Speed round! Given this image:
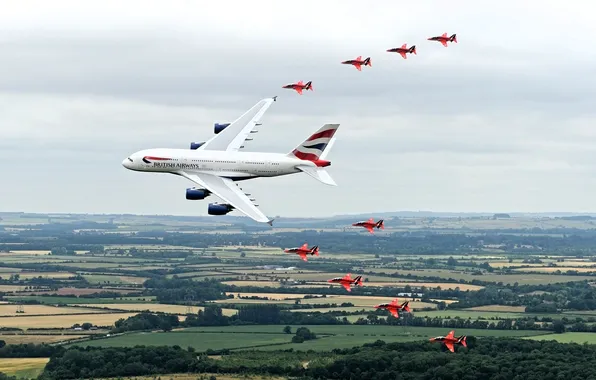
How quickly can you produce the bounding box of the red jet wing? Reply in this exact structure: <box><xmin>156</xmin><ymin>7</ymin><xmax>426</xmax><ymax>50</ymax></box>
<box><xmin>444</xmin><ymin>342</ymin><xmax>455</xmax><ymax>352</ymax></box>
<box><xmin>298</xmin><ymin>252</ymin><xmax>308</xmax><ymax>261</ymax></box>
<box><xmin>446</xmin><ymin>330</ymin><xmax>455</xmax><ymax>340</ymax></box>
<box><xmin>440</xmin><ymin>40</ymin><xmax>448</xmax><ymax>47</ymax></box>
<box><xmin>354</xmin><ymin>64</ymin><xmax>362</xmax><ymax>71</ymax></box>
<box><xmin>342</xmin><ymin>282</ymin><xmax>352</xmax><ymax>292</ymax></box>
<box><xmin>389</xmin><ymin>308</ymin><xmax>399</xmax><ymax>318</ymax></box>
<box><xmin>365</xmin><ymin>226</ymin><xmax>374</xmax><ymax>233</ymax></box>
<box><xmin>399</xmin><ymin>51</ymin><xmax>407</xmax><ymax>59</ymax></box>
<box><xmin>295</xmin><ymin>87</ymin><xmax>303</xmax><ymax>95</ymax></box>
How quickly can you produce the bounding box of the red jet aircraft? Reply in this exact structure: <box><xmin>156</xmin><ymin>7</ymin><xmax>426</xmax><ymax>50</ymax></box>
<box><xmin>284</xmin><ymin>243</ymin><xmax>319</xmax><ymax>261</ymax></box>
<box><xmin>374</xmin><ymin>299</ymin><xmax>410</xmax><ymax>318</ymax></box>
<box><xmin>352</xmin><ymin>218</ymin><xmax>384</xmax><ymax>234</ymax></box>
<box><xmin>282</xmin><ymin>81</ymin><xmax>313</xmax><ymax>95</ymax></box>
<box><xmin>430</xmin><ymin>330</ymin><xmax>467</xmax><ymax>352</ymax></box>
<box><xmin>327</xmin><ymin>273</ymin><xmax>364</xmax><ymax>292</ymax></box>
<box><xmin>427</xmin><ymin>33</ymin><xmax>457</xmax><ymax>47</ymax></box>
<box><xmin>387</xmin><ymin>44</ymin><xmax>416</xmax><ymax>59</ymax></box>
<box><xmin>341</xmin><ymin>56</ymin><xmax>372</xmax><ymax>71</ymax></box>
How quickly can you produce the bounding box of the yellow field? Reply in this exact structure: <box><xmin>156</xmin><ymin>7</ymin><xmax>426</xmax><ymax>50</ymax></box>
<box><xmin>222</xmin><ymin>280</ymin><xmax>283</xmax><ymax>287</ymax></box>
<box><xmin>0</xmin><ymin>305</ymin><xmax>105</xmax><ymax>317</ymax></box>
<box><xmin>0</xmin><ymin>358</ymin><xmax>49</xmax><ymax>377</ymax></box>
<box><xmin>225</xmin><ymin>292</ymin><xmax>310</xmax><ymax>300</ymax></box>
<box><xmin>0</xmin><ymin>250</ymin><xmax>50</xmax><ymax>255</ymax></box>
<box><xmin>77</xmin><ymin>303</ymin><xmax>238</xmax><ymax>316</ymax></box>
<box><xmin>0</xmin><ymin>312</ymin><xmax>139</xmax><ymax>329</ymax></box>
<box><xmin>512</xmin><ymin>267</ymin><xmax>596</xmax><ymax>273</ymax></box>
<box><xmin>466</xmin><ymin>305</ymin><xmax>526</xmax><ymax>312</ymax></box>
<box><xmin>0</xmin><ymin>285</ymin><xmax>28</xmax><ymax>292</ymax></box>
<box><xmin>0</xmin><ymin>334</ymin><xmax>87</xmax><ymax>344</ymax></box>
<box><xmin>363</xmin><ymin>282</ymin><xmax>484</xmax><ymax>291</ymax></box>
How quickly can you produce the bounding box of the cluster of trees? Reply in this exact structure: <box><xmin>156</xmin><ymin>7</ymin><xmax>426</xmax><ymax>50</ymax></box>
<box><xmin>45</xmin><ymin>338</ymin><xmax>596</xmax><ymax>379</ymax></box>
<box><xmin>144</xmin><ymin>277</ymin><xmax>228</xmax><ymax>303</ymax></box>
<box><xmin>113</xmin><ymin>313</ymin><xmax>180</xmax><ymax>333</ymax></box>
<box><xmin>291</xmin><ymin>327</ymin><xmax>317</xmax><ymax>343</ymax></box>
<box><xmin>448</xmin><ymin>281</ymin><xmax>596</xmax><ymax>311</ymax></box>
<box><xmin>40</xmin><ymin>346</ymin><xmax>197</xmax><ymax>379</ymax></box>
<box><xmin>9</xmin><ymin>225</ymin><xmax>596</xmax><ymax>254</ymax></box>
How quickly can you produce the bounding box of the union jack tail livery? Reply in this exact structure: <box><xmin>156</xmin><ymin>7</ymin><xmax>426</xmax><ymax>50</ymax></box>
<box><xmin>286</xmin><ymin>124</ymin><xmax>339</xmax><ymax>186</ymax></box>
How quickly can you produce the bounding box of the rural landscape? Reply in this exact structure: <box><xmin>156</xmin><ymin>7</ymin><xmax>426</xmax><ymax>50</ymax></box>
<box><xmin>2</xmin><ymin>211</ymin><xmax>596</xmax><ymax>379</ymax></box>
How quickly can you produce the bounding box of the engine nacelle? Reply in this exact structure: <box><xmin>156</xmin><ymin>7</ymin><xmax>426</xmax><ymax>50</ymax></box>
<box><xmin>186</xmin><ymin>188</ymin><xmax>210</xmax><ymax>200</ymax></box>
<box><xmin>208</xmin><ymin>203</ymin><xmax>234</xmax><ymax>215</ymax></box>
<box><xmin>190</xmin><ymin>141</ymin><xmax>205</xmax><ymax>150</ymax></box>
<box><xmin>214</xmin><ymin>123</ymin><xmax>231</xmax><ymax>134</ymax></box>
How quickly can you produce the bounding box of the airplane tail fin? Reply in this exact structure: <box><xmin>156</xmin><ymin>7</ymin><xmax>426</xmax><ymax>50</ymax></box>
<box><xmin>354</xmin><ymin>276</ymin><xmax>363</xmax><ymax>286</ymax></box>
<box><xmin>401</xmin><ymin>301</ymin><xmax>411</xmax><ymax>312</ymax></box>
<box><xmin>450</xmin><ymin>34</ymin><xmax>457</xmax><ymax>43</ymax></box>
<box><xmin>305</xmin><ymin>81</ymin><xmax>313</xmax><ymax>91</ymax></box>
<box><xmin>459</xmin><ymin>336</ymin><xmax>467</xmax><ymax>347</ymax></box>
<box><xmin>376</xmin><ymin>220</ymin><xmax>385</xmax><ymax>230</ymax></box>
<box><xmin>288</xmin><ymin>124</ymin><xmax>339</xmax><ymax>162</ymax></box>
<box><xmin>289</xmin><ymin>124</ymin><xmax>339</xmax><ymax>186</ymax></box>
<box><xmin>410</xmin><ymin>45</ymin><xmax>417</xmax><ymax>55</ymax></box>
<box><xmin>311</xmin><ymin>246</ymin><xmax>320</xmax><ymax>256</ymax></box>
<box><xmin>363</xmin><ymin>57</ymin><xmax>371</xmax><ymax>67</ymax></box>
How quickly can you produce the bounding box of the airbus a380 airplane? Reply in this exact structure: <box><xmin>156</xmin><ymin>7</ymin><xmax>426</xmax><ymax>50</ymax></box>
<box><xmin>122</xmin><ymin>97</ymin><xmax>339</xmax><ymax>225</ymax></box>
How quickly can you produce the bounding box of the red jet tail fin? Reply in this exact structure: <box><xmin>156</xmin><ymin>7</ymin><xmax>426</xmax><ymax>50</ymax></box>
<box><xmin>377</xmin><ymin>220</ymin><xmax>384</xmax><ymax>230</ymax></box>
<box><xmin>410</xmin><ymin>45</ymin><xmax>417</xmax><ymax>55</ymax></box>
<box><xmin>450</xmin><ymin>34</ymin><xmax>457</xmax><ymax>43</ymax></box>
<box><xmin>354</xmin><ymin>276</ymin><xmax>363</xmax><ymax>286</ymax></box>
<box><xmin>305</xmin><ymin>81</ymin><xmax>313</xmax><ymax>91</ymax></box>
<box><xmin>311</xmin><ymin>246</ymin><xmax>320</xmax><ymax>256</ymax></box>
<box><xmin>459</xmin><ymin>336</ymin><xmax>467</xmax><ymax>347</ymax></box>
<box><xmin>401</xmin><ymin>301</ymin><xmax>410</xmax><ymax>312</ymax></box>
<box><xmin>363</xmin><ymin>57</ymin><xmax>371</xmax><ymax>67</ymax></box>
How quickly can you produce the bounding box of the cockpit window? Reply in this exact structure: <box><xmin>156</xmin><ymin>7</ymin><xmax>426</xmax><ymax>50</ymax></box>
<box><xmin>127</xmin><ymin>157</ymin><xmax>133</xmax><ymax>162</ymax></box>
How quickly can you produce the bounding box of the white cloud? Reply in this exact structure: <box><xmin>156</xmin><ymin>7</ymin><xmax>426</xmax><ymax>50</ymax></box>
<box><xmin>1</xmin><ymin>0</ymin><xmax>596</xmax><ymax>217</ymax></box>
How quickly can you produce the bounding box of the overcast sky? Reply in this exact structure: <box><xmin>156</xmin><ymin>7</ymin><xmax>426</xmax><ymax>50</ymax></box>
<box><xmin>1</xmin><ymin>0</ymin><xmax>596</xmax><ymax>218</ymax></box>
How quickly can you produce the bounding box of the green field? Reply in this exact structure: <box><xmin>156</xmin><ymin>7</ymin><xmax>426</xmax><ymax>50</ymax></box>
<box><xmin>5</xmin><ymin>296</ymin><xmax>156</xmax><ymax>305</ymax></box>
<box><xmin>525</xmin><ymin>332</ymin><xmax>596</xmax><ymax>344</ymax></box>
<box><xmin>370</xmin><ymin>268</ymin><xmax>595</xmax><ymax>284</ymax></box>
<box><xmin>75</xmin><ymin>325</ymin><xmax>549</xmax><ymax>352</ymax></box>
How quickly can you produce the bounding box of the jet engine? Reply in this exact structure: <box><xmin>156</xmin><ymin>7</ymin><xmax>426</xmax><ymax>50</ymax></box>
<box><xmin>214</xmin><ymin>123</ymin><xmax>231</xmax><ymax>134</ymax></box>
<box><xmin>186</xmin><ymin>188</ymin><xmax>210</xmax><ymax>200</ymax></box>
<box><xmin>208</xmin><ymin>203</ymin><xmax>234</xmax><ymax>215</ymax></box>
<box><xmin>190</xmin><ymin>142</ymin><xmax>205</xmax><ymax>150</ymax></box>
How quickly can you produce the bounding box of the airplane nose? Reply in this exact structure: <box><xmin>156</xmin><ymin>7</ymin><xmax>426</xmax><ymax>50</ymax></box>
<box><xmin>122</xmin><ymin>158</ymin><xmax>130</xmax><ymax>169</ymax></box>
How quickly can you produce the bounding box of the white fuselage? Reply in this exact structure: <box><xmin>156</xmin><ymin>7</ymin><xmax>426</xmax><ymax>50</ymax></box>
<box><xmin>122</xmin><ymin>148</ymin><xmax>315</xmax><ymax>180</ymax></box>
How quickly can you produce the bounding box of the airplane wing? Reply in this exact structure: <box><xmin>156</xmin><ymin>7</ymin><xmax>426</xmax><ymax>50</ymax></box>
<box><xmin>299</xmin><ymin>253</ymin><xmax>308</xmax><ymax>261</ymax></box>
<box><xmin>389</xmin><ymin>309</ymin><xmax>399</xmax><ymax>318</ymax></box>
<box><xmin>446</xmin><ymin>330</ymin><xmax>455</xmax><ymax>339</ymax></box>
<box><xmin>355</xmin><ymin>64</ymin><xmax>362</xmax><ymax>71</ymax></box>
<box><xmin>366</xmin><ymin>226</ymin><xmax>374</xmax><ymax>234</ymax></box>
<box><xmin>198</xmin><ymin>98</ymin><xmax>275</xmax><ymax>152</ymax></box>
<box><xmin>441</xmin><ymin>40</ymin><xmax>448</xmax><ymax>47</ymax></box>
<box><xmin>444</xmin><ymin>343</ymin><xmax>455</xmax><ymax>353</ymax></box>
<box><xmin>177</xmin><ymin>171</ymin><xmax>272</xmax><ymax>224</ymax></box>
<box><xmin>296</xmin><ymin>88</ymin><xmax>303</xmax><ymax>95</ymax></box>
<box><xmin>342</xmin><ymin>283</ymin><xmax>352</xmax><ymax>292</ymax></box>
<box><xmin>400</xmin><ymin>52</ymin><xmax>407</xmax><ymax>59</ymax></box>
